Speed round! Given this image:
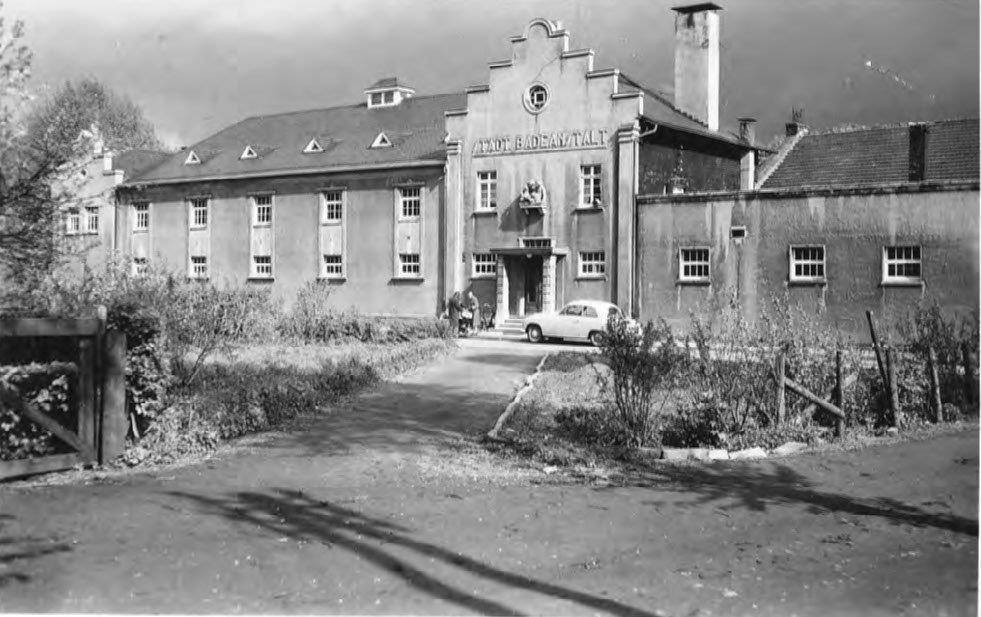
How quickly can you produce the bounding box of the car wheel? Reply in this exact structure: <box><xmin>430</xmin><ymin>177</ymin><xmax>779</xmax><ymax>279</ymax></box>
<box><xmin>526</xmin><ymin>324</ymin><xmax>544</xmax><ymax>343</ymax></box>
<box><xmin>588</xmin><ymin>330</ymin><xmax>606</xmax><ymax>347</ymax></box>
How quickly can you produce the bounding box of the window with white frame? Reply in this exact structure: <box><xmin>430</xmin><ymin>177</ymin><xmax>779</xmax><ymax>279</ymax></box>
<box><xmin>84</xmin><ymin>206</ymin><xmax>99</xmax><ymax>233</ymax></box>
<box><xmin>189</xmin><ymin>198</ymin><xmax>208</xmax><ymax>228</ymax></box>
<box><xmin>883</xmin><ymin>245</ymin><xmax>922</xmax><ymax>283</ymax></box>
<box><xmin>321</xmin><ymin>190</ymin><xmax>343</xmax><ymax>222</ymax></box>
<box><xmin>472</xmin><ymin>253</ymin><xmax>496</xmax><ymax>278</ymax></box>
<box><xmin>580</xmin><ymin>164</ymin><xmax>602</xmax><ymax>207</ymax></box>
<box><xmin>476</xmin><ymin>171</ymin><xmax>497</xmax><ymax>210</ymax></box>
<box><xmin>370</xmin><ymin>92</ymin><xmax>383</xmax><ymax>106</ymax></box>
<box><xmin>252</xmin><ymin>194</ymin><xmax>272</xmax><ymax>226</ymax></box>
<box><xmin>322</xmin><ymin>254</ymin><xmax>344</xmax><ymax>277</ymax></box>
<box><xmin>132</xmin><ymin>257</ymin><xmax>148</xmax><ymax>276</ymax></box>
<box><xmin>579</xmin><ymin>250</ymin><xmax>606</xmax><ymax>277</ymax></box>
<box><xmin>399</xmin><ymin>253</ymin><xmax>421</xmax><ymax>277</ymax></box>
<box><xmin>252</xmin><ymin>255</ymin><xmax>272</xmax><ymax>278</ymax></box>
<box><xmin>190</xmin><ymin>256</ymin><xmax>208</xmax><ymax>279</ymax></box>
<box><xmin>679</xmin><ymin>247</ymin><xmax>710</xmax><ymax>282</ymax></box>
<box><xmin>399</xmin><ymin>187</ymin><xmax>421</xmax><ymax>219</ymax></box>
<box><xmin>133</xmin><ymin>203</ymin><xmax>149</xmax><ymax>231</ymax></box>
<box><xmin>66</xmin><ymin>209</ymin><xmax>80</xmax><ymax>234</ymax></box>
<box><xmin>790</xmin><ymin>245</ymin><xmax>825</xmax><ymax>282</ymax></box>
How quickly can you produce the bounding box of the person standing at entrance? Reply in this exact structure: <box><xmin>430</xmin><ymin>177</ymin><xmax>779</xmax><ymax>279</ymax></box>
<box><xmin>448</xmin><ymin>292</ymin><xmax>463</xmax><ymax>337</ymax></box>
<box><xmin>467</xmin><ymin>291</ymin><xmax>481</xmax><ymax>331</ymax></box>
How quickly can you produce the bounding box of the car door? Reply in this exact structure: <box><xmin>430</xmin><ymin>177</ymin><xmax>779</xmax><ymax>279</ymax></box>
<box><xmin>578</xmin><ymin>305</ymin><xmax>601</xmax><ymax>339</ymax></box>
<box><xmin>552</xmin><ymin>303</ymin><xmax>583</xmax><ymax>338</ymax></box>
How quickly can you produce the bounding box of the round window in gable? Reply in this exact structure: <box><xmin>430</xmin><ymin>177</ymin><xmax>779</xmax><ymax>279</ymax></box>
<box><xmin>523</xmin><ymin>83</ymin><xmax>549</xmax><ymax>114</ymax></box>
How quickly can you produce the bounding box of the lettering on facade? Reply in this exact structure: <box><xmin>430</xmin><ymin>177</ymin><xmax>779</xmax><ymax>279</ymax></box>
<box><xmin>472</xmin><ymin>128</ymin><xmax>609</xmax><ymax>156</ymax></box>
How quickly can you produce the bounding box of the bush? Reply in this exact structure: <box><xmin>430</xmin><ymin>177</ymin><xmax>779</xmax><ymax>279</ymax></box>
<box><xmin>596</xmin><ymin>315</ymin><xmax>685</xmax><ymax>448</ymax></box>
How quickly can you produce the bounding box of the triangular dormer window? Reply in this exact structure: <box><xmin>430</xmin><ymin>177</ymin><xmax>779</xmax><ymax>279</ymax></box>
<box><xmin>240</xmin><ymin>145</ymin><xmax>258</xmax><ymax>160</ymax></box>
<box><xmin>184</xmin><ymin>150</ymin><xmax>201</xmax><ymax>165</ymax></box>
<box><xmin>370</xmin><ymin>132</ymin><xmax>392</xmax><ymax>148</ymax></box>
<box><xmin>303</xmin><ymin>138</ymin><xmax>324</xmax><ymax>154</ymax></box>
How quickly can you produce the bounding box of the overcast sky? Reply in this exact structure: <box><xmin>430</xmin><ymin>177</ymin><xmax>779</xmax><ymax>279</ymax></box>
<box><xmin>7</xmin><ymin>0</ymin><xmax>978</xmax><ymax>149</ymax></box>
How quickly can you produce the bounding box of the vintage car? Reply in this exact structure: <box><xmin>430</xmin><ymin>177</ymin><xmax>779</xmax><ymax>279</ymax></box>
<box><xmin>522</xmin><ymin>300</ymin><xmax>625</xmax><ymax>345</ymax></box>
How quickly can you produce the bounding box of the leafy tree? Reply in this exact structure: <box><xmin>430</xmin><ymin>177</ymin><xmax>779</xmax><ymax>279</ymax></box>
<box><xmin>26</xmin><ymin>77</ymin><xmax>162</xmax><ymax>160</ymax></box>
<box><xmin>0</xmin><ymin>11</ymin><xmax>99</xmax><ymax>292</ymax></box>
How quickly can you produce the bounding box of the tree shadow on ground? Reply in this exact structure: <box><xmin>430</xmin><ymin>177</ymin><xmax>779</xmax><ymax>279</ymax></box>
<box><xmin>0</xmin><ymin>513</ymin><xmax>72</xmax><ymax>588</ymax></box>
<box><xmin>170</xmin><ymin>487</ymin><xmax>660</xmax><ymax>617</ymax></box>
<box><xmin>609</xmin><ymin>461</ymin><xmax>978</xmax><ymax>537</ymax></box>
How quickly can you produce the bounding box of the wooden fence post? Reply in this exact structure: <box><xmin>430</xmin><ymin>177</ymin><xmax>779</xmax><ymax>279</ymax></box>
<box><xmin>100</xmin><ymin>329</ymin><xmax>127</xmax><ymax>463</ymax></box>
<box><xmin>866</xmin><ymin>310</ymin><xmax>888</xmax><ymax>387</ymax></box>
<box><xmin>928</xmin><ymin>346</ymin><xmax>943</xmax><ymax>423</ymax></box>
<box><xmin>886</xmin><ymin>348</ymin><xmax>901</xmax><ymax>428</ymax></box>
<box><xmin>76</xmin><ymin>338</ymin><xmax>97</xmax><ymax>464</ymax></box>
<box><xmin>834</xmin><ymin>349</ymin><xmax>844</xmax><ymax>437</ymax></box>
<box><xmin>775</xmin><ymin>352</ymin><xmax>786</xmax><ymax>426</ymax></box>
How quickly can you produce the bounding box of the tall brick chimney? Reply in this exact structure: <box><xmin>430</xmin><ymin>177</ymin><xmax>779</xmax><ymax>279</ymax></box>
<box><xmin>672</xmin><ymin>3</ymin><xmax>722</xmax><ymax>132</ymax></box>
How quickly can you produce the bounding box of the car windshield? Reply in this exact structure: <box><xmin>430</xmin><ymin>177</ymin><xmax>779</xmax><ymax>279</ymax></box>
<box><xmin>560</xmin><ymin>304</ymin><xmax>583</xmax><ymax>316</ymax></box>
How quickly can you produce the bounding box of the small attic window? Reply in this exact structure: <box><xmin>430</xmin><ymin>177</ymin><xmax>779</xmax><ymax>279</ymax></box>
<box><xmin>370</xmin><ymin>132</ymin><xmax>392</xmax><ymax>149</ymax></box>
<box><xmin>303</xmin><ymin>138</ymin><xmax>324</xmax><ymax>154</ymax></box>
<box><xmin>240</xmin><ymin>145</ymin><xmax>258</xmax><ymax>160</ymax></box>
<box><xmin>184</xmin><ymin>150</ymin><xmax>201</xmax><ymax>165</ymax></box>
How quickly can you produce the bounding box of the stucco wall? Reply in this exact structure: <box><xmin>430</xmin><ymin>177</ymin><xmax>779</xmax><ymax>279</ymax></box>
<box><xmin>118</xmin><ymin>167</ymin><xmax>445</xmax><ymax>315</ymax></box>
<box><xmin>637</xmin><ymin>186</ymin><xmax>980</xmax><ymax>337</ymax></box>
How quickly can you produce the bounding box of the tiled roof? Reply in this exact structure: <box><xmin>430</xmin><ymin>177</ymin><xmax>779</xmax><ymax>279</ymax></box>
<box><xmin>762</xmin><ymin>118</ymin><xmax>980</xmax><ymax>189</ymax></box>
<box><xmin>113</xmin><ymin>149</ymin><xmax>170</xmax><ymax>177</ymax></box>
<box><xmin>366</xmin><ymin>76</ymin><xmax>410</xmax><ymax>91</ymax></box>
<box><xmin>128</xmin><ymin>93</ymin><xmax>465</xmax><ymax>185</ymax></box>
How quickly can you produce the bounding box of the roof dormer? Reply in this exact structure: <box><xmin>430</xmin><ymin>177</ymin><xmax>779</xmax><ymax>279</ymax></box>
<box><xmin>365</xmin><ymin>77</ymin><xmax>415</xmax><ymax>109</ymax></box>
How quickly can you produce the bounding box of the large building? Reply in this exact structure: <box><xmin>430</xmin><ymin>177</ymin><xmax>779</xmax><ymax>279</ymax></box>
<box><xmin>97</xmin><ymin>2</ymin><xmax>977</xmax><ymax>335</ymax></box>
<box><xmin>116</xmin><ymin>4</ymin><xmax>756</xmax><ymax>319</ymax></box>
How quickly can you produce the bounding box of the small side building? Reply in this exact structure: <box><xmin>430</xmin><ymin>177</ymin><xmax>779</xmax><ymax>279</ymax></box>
<box><xmin>635</xmin><ymin>118</ymin><xmax>980</xmax><ymax>337</ymax></box>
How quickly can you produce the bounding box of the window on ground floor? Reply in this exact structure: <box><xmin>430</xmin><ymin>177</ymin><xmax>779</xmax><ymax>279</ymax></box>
<box><xmin>322</xmin><ymin>254</ymin><xmax>344</xmax><ymax>277</ymax></box>
<box><xmin>679</xmin><ymin>247</ymin><xmax>710</xmax><ymax>282</ymax></box>
<box><xmin>65</xmin><ymin>209</ymin><xmax>80</xmax><ymax>234</ymax></box>
<box><xmin>399</xmin><ymin>253</ymin><xmax>421</xmax><ymax>277</ymax></box>
<box><xmin>190</xmin><ymin>255</ymin><xmax>208</xmax><ymax>279</ymax></box>
<box><xmin>883</xmin><ymin>245</ymin><xmax>922</xmax><ymax>284</ymax></box>
<box><xmin>789</xmin><ymin>245</ymin><xmax>826</xmax><ymax>283</ymax></box>
<box><xmin>252</xmin><ymin>255</ymin><xmax>273</xmax><ymax>278</ymax></box>
<box><xmin>578</xmin><ymin>250</ymin><xmax>606</xmax><ymax>278</ymax></box>
<box><xmin>472</xmin><ymin>253</ymin><xmax>496</xmax><ymax>278</ymax></box>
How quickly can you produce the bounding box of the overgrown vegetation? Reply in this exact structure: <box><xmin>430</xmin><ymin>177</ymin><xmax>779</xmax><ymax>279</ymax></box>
<box><xmin>498</xmin><ymin>296</ymin><xmax>978</xmax><ymax>466</ymax></box>
<box><xmin>1</xmin><ymin>260</ymin><xmax>453</xmax><ymax>467</ymax></box>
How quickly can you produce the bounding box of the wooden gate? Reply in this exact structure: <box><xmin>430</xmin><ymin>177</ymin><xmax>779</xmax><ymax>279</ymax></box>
<box><xmin>0</xmin><ymin>317</ymin><xmax>126</xmax><ymax>481</ymax></box>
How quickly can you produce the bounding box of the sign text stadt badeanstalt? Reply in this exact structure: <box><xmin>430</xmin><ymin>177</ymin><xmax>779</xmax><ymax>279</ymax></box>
<box><xmin>472</xmin><ymin>128</ymin><xmax>609</xmax><ymax>156</ymax></box>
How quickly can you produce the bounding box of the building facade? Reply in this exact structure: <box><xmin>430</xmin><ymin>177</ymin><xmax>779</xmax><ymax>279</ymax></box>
<box><xmin>116</xmin><ymin>4</ymin><xmax>754</xmax><ymax>318</ymax></box>
<box><xmin>102</xmin><ymin>3</ymin><xmax>977</xmax><ymax>332</ymax></box>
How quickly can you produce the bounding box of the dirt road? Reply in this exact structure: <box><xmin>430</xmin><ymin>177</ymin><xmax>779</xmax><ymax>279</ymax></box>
<box><xmin>1</xmin><ymin>339</ymin><xmax>977</xmax><ymax>616</ymax></box>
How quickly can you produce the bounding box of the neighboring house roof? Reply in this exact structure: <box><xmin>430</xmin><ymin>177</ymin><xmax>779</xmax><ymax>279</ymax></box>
<box><xmin>113</xmin><ymin>149</ymin><xmax>171</xmax><ymax>177</ymax></box>
<box><xmin>365</xmin><ymin>76</ymin><xmax>411</xmax><ymax>91</ymax></box>
<box><xmin>761</xmin><ymin>118</ymin><xmax>980</xmax><ymax>189</ymax></box>
<box><xmin>126</xmin><ymin>93</ymin><xmax>466</xmax><ymax>185</ymax></box>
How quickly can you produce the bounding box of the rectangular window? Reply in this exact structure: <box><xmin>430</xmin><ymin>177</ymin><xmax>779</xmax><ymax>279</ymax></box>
<box><xmin>399</xmin><ymin>187</ymin><xmax>421</xmax><ymax>219</ymax></box>
<box><xmin>252</xmin><ymin>255</ymin><xmax>272</xmax><ymax>278</ymax></box>
<box><xmin>579</xmin><ymin>250</ymin><xmax>606</xmax><ymax>277</ymax></box>
<box><xmin>370</xmin><ymin>92</ymin><xmax>382</xmax><ymax>106</ymax></box>
<box><xmin>85</xmin><ymin>206</ymin><xmax>99</xmax><ymax>233</ymax></box>
<box><xmin>399</xmin><ymin>253</ymin><xmax>421</xmax><ymax>277</ymax></box>
<box><xmin>253</xmin><ymin>194</ymin><xmax>272</xmax><ymax>226</ymax></box>
<box><xmin>322</xmin><ymin>254</ymin><xmax>344</xmax><ymax>277</ymax></box>
<box><xmin>66</xmin><ymin>209</ymin><xmax>80</xmax><ymax>234</ymax></box>
<box><xmin>383</xmin><ymin>91</ymin><xmax>394</xmax><ymax>104</ymax></box>
<box><xmin>132</xmin><ymin>257</ymin><xmax>148</xmax><ymax>276</ymax></box>
<box><xmin>472</xmin><ymin>253</ymin><xmax>497</xmax><ymax>278</ymax></box>
<box><xmin>190</xmin><ymin>256</ymin><xmax>208</xmax><ymax>279</ymax></box>
<box><xmin>321</xmin><ymin>190</ymin><xmax>343</xmax><ymax>222</ymax></box>
<box><xmin>477</xmin><ymin>171</ymin><xmax>497</xmax><ymax>210</ymax></box>
<box><xmin>790</xmin><ymin>245</ymin><xmax>826</xmax><ymax>282</ymax></box>
<box><xmin>883</xmin><ymin>245</ymin><xmax>922</xmax><ymax>283</ymax></box>
<box><xmin>679</xmin><ymin>247</ymin><xmax>710</xmax><ymax>282</ymax></box>
<box><xmin>190</xmin><ymin>198</ymin><xmax>208</xmax><ymax>228</ymax></box>
<box><xmin>133</xmin><ymin>203</ymin><xmax>149</xmax><ymax>231</ymax></box>
<box><xmin>580</xmin><ymin>164</ymin><xmax>602</xmax><ymax>207</ymax></box>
